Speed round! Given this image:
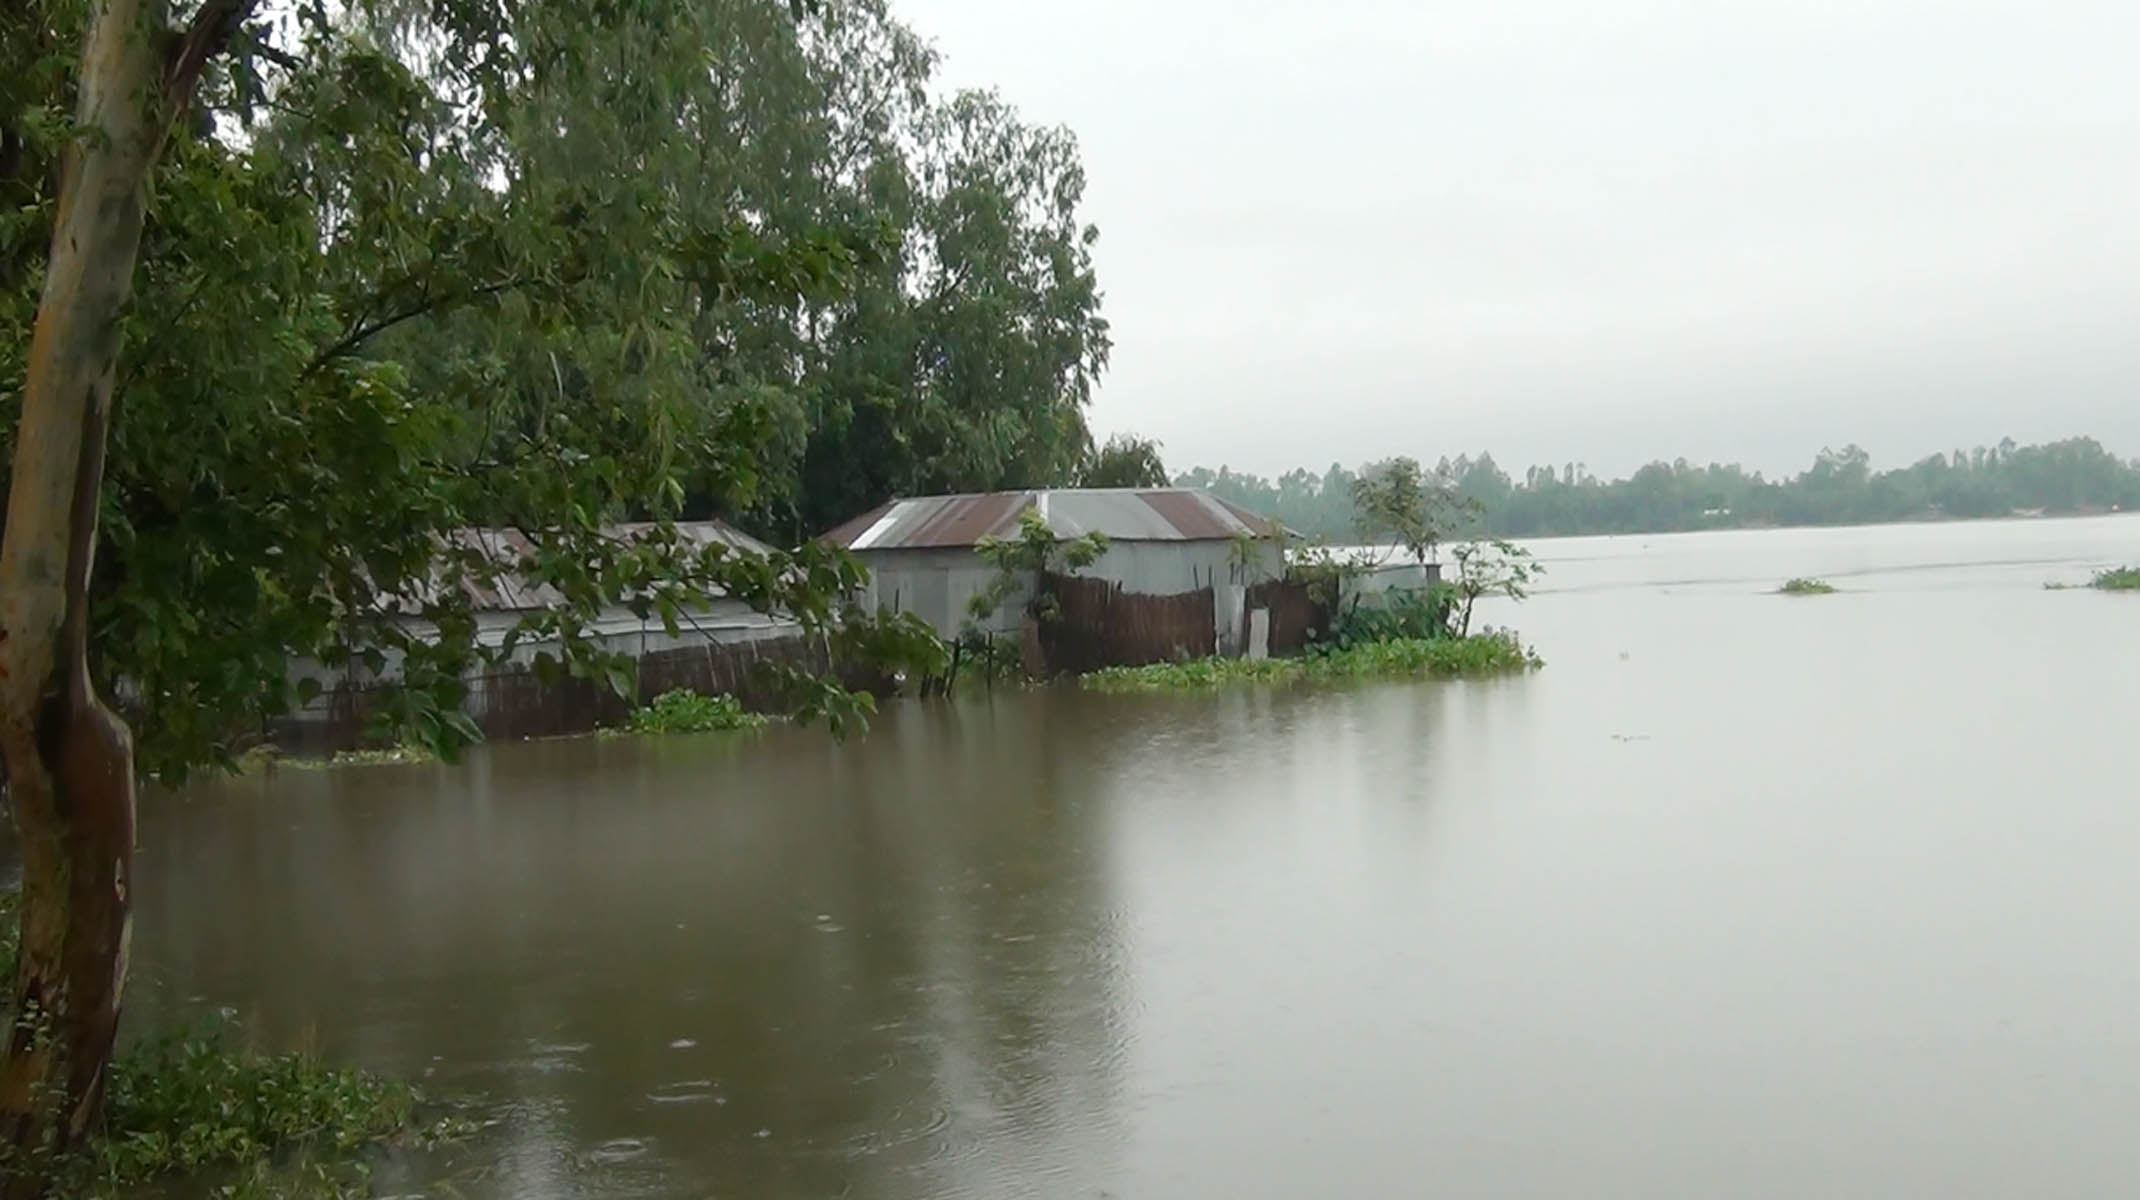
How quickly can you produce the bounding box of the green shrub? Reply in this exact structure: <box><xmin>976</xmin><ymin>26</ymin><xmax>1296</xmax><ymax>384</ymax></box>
<box><xmin>2090</xmin><ymin>566</ymin><xmax>2140</xmax><ymax>591</ymax></box>
<box><xmin>0</xmin><ymin>1020</ymin><xmax>459</xmax><ymax>1196</ymax></box>
<box><xmin>1778</xmin><ymin>578</ymin><xmax>1837</xmax><ymax>595</ymax></box>
<box><xmin>1319</xmin><ymin>585</ymin><xmax>1455</xmax><ymax>651</ymax></box>
<box><xmin>1081</xmin><ymin>630</ymin><xmax>1542</xmax><ymax>694</ymax></box>
<box><xmin>83</xmin><ymin>1034</ymin><xmax>419</xmax><ymax>1187</ymax></box>
<box><xmin>624</xmin><ymin>688</ymin><xmax>768</xmax><ymax>734</ymax></box>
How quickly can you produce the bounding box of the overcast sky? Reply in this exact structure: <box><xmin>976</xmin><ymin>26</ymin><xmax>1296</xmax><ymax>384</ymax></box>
<box><xmin>894</xmin><ymin>0</ymin><xmax>2140</xmax><ymax>479</ymax></box>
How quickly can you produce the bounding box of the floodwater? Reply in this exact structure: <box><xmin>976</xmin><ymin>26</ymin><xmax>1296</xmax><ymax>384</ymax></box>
<box><xmin>134</xmin><ymin>515</ymin><xmax>2140</xmax><ymax>1198</ymax></box>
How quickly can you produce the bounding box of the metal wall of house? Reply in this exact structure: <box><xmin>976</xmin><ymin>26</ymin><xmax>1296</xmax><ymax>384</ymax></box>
<box><xmin>861</xmin><ymin>546</ymin><xmax>1028</xmax><ymax>638</ymax></box>
<box><xmin>282</xmin><ymin>599</ymin><xmax>798</xmax><ymax>730</ymax></box>
<box><xmin>857</xmin><ymin>539</ymin><xmax>1287</xmax><ymax>644</ymax></box>
<box><xmin>1346</xmin><ymin>561</ymin><xmax>1444</xmax><ymax>604</ymax></box>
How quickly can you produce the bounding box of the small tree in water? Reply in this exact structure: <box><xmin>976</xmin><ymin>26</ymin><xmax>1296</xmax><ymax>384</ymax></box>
<box><xmin>951</xmin><ymin>509</ymin><xmax>1108</xmax><ymax>686</ymax></box>
<box><xmin>1351</xmin><ymin>457</ymin><xmax>1469</xmax><ymax>567</ymax></box>
<box><xmin>966</xmin><ymin>508</ymin><xmax>1109</xmax><ymax>626</ymax></box>
<box><xmin>1448</xmin><ymin>539</ymin><xmax>1543</xmax><ymax>636</ymax></box>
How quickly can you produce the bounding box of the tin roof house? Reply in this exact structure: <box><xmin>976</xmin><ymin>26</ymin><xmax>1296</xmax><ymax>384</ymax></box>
<box><xmin>823</xmin><ymin>488</ymin><xmax>1284</xmax><ymax>652</ymax></box>
<box><xmin>283</xmin><ymin>519</ymin><xmax>804</xmax><ymax>746</ymax></box>
<box><xmin>425</xmin><ymin>520</ymin><xmax>798</xmax><ymax>659</ymax></box>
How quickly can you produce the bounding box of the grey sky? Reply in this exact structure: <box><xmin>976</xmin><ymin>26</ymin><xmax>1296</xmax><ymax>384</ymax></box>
<box><xmin>895</xmin><ymin>0</ymin><xmax>2140</xmax><ymax>479</ymax></box>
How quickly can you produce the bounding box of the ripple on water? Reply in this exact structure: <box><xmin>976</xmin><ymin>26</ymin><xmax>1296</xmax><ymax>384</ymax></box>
<box><xmin>505</xmin><ymin>1039</ymin><xmax>593</xmax><ymax>1076</ymax></box>
<box><xmin>646</xmin><ymin>1079</ymin><xmax>722</xmax><ymax>1106</ymax></box>
<box><xmin>586</xmin><ymin>1137</ymin><xmax>650</xmax><ymax>1165</ymax></box>
<box><xmin>840</xmin><ymin>1101</ymin><xmax>953</xmax><ymax>1159</ymax></box>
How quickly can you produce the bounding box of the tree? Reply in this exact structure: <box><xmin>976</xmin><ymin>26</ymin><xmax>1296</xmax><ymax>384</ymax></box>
<box><xmin>1447</xmin><ymin>539</ymin><xmax>1542</xmax><ymax>636</ymax></box>
<box><xmin>1351</xmin><ymin>457</ymin><xmax>1463</xmax><ymax>566</ymax></box>
<box><xmin>1177</xmin><ymin>435</ymin><xmax>2140</xmax><ymax>540</ymax></box>
<box><xmin>1</xmin><ymin>0</ymin><xmax>253</xmax><ymax>1170</ymax></box>
<box><xmin>1078</xmin><ymin>433</ymin><xmax>1167</xmax><ymax>489</ymax></box>
<box><xmin>0</xmin><ymin>0</ymin><xmax>951</xmax><ymax>1176</ymax></box>
<box><xmin>782</xmin><ymin>85</ymin><xmax>1109</xmax><ymax>535</ymax></box>
<box><xmin>1176</xmin><ymin>462</ymin><xmax>1359</xmax><ymax>543</ymax></box>
<box><xmin>966</xmin><ymin>507</ymin><xmax>1109</xmax><ymax>627</ymax></box>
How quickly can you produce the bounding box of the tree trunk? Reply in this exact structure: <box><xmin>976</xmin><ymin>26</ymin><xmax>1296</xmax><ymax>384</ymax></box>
<box><xmin>0</xmin><ymin>0</ymin><xmax>166</xmax><ymax>1184</ymax></box>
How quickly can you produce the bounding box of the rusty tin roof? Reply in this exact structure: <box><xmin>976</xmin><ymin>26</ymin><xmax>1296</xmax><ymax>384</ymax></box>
<box><xmin>822</xmin><ymin>489</ymin><xmax>1275</xmax><ymax>551</ymax></box>
<box><xmin>435</xmin><ymin>520</ymin><xmax>775</xmax><ymax>612</ymax></box>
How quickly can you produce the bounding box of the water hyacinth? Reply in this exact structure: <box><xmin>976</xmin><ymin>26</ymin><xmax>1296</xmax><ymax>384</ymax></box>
<box><xmin>1080</xmin><ymin>630</ymin><xmax>1542</xmax><ymax>694</ymax></box>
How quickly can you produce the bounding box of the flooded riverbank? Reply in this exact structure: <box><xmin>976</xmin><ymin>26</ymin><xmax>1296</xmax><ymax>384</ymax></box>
<box><xmin>132</xmin><ymin>515</ymin><xmax>2140</xmax><ymax>1198</ymax></box>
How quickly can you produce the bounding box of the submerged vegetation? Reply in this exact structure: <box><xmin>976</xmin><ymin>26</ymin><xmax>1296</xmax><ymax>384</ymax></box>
<box><xmin>1082</xmin><ymin>630</ymin><xmax>1543</xmax><ymax>694</ymax></box>
<box><xmin>623</xmin><ymin>690</ymin><xmax>769</xmax><ymax>735</ymax></box>
<box><xmin>240</xmin><ymin>744</ymin><xmax>440</xmax><ymax>771</ymax></box>
<box><xmin>316</xmin><ymin>745</ymin><xmax>439</xmax><ymax>768</ymax></box>
<box><xmin>70</xmin><ymin>1035</ymin><xmax>450</xmax><ymax>1198</ymax></box>
<box><xmin>1778</xmin><ymin>578</ymin><xmax>1838</xmax><ymax>595</ymax></box>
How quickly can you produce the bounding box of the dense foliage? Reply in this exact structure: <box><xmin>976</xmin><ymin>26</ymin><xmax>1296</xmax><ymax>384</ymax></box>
<box><xmin>1180</xmin><ymin>437</ymin><xmax>2140</xmax><ymax>541</ymax></box>
<box><xmin>1</xmin><ymin>0</ymin><xmax>1100</xmax><ymax>780</ymax></box>
<box><xmin>2090</xmin><ymin>567</ymin><xmax>2140</xmax><ymax>592</ymax></box>
<box><xmin>1077</xmin><ymin>433</ymin><xmax>1169</xmax><ymax>489</ymax></box>
<box><xmin>1778</xmin><ymin>578</ymin><xmax>1838</xmax><ymax>595</ymax></box>
<box><xmin>1319</xmin><ymin>587</ymin><xmax>1452</xmax><ymax>650</ymax></box>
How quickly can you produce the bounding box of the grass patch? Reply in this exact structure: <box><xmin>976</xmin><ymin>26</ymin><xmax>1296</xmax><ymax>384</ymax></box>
<box><xmin>1777</xmin><ymin>578</ymin><xmax>1838</xmax><ymax>595</ymax></box>
<box><xmin>622</xmin><ymin>688</ymin><xmax>768</xmax><ymax>735</ymax></box>
<box><xmin>1081</xmin><ymin>630</ymin><xmax>1543</xmax><ymax>694</ymax></box>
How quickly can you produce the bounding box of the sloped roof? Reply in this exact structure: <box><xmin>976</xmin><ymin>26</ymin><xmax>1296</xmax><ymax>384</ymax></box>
<box><xmin>822</xmin><ymin>488</ymin><xmax>1275</xmax><ymax>551</ymax></box>
<box><xmin>435</xmin><ymin>520</ymin><xmax>775</xmax><ymax>612</ymax></box>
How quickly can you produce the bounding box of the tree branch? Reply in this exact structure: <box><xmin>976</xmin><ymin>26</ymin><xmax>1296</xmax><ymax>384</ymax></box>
<box><xmin>230</xmin><ymin>24</ymin><xmax>303</xmax><ymax>73</ymax></box>
<box><xmin>298</xmin><ymin>276</ymin><xmax>542</xmax><ymax>380</ymax></box>
<box><xmin>163</xmin><ymin>0</ymin><xmax>263</xmax><ymax>120</ymax></box>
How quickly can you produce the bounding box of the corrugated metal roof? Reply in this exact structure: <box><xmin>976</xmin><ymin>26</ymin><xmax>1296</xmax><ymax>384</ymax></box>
<box><xmin>822</xmin><ymin>489</ymin><xmax>1274</xmax><ymax>550</ymax></box>
<box><xmin>431</xmin><ymin>520</ymin><xmax>776</xmax><ymax>613</ymax></box>
<box><xmin>820</xmin><ymin>502</ymin><xmax>894</xmax><ymax>550</ymax></box>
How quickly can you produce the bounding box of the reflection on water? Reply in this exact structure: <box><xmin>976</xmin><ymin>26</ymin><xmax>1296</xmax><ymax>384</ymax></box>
<box><xmin>134</xmin><ymin>516</ymin><xmax>2140</xmax><ymax>1198</ymax></box>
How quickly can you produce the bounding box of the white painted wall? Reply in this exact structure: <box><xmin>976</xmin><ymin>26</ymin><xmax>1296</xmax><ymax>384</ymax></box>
<box><xmin>1346</xmin><ymin>562</ymin><xmax>1443</xmax><ymax>605</ymax></box>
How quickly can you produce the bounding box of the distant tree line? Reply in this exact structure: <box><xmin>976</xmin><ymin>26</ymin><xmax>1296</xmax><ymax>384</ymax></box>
<box><xmin>1177</xmin><ymin>437</ymin><xmax>2140</xmax><ymax>540</ymax></box>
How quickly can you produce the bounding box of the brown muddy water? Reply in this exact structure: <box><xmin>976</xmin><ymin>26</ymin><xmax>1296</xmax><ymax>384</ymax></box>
<box><xmin>133</xmin><ymin>516</ymin><xmax>2140</xmax><ymax>1198</ymax></box>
